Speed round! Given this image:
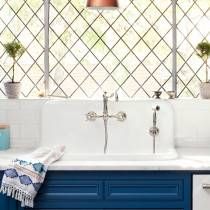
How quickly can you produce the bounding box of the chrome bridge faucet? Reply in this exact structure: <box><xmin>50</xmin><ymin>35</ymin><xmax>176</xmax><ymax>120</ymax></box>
<box><xmin>86</xmin><ymin>92</ymin><xmax>127</xmax><ymax>153</ymax></box>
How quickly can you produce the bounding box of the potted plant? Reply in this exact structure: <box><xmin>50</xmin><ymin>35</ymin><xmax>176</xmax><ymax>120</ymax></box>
<box><xmin>196</xmin><ymin>41</ymin><xmax>210</xmax><ymax>99</ymax></box>
<box><xmin>3</xmin><ymin>41</ymin><xmax>25</xmax><ymax>99</ymax></box>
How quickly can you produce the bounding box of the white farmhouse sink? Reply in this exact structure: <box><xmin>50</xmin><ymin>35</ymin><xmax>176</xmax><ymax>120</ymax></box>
<box><xmin>41</xmin><ymin>100</ymin><xmax>177</xmax><ymax>160</ymax></box>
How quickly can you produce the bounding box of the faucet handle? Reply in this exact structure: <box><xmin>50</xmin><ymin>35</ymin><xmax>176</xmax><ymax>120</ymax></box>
<box><xmin>86</xmin><ymin>112</ymin><xmax>97</xmax><ymax>121</ymax></box>
<box><xmin>103</xmin><ymin>91</ymin><xmax>114</xmax><ymax>99</ymax></box>
<box><xmin>152</xmin><ymin>105</ymin><xmax>160</xmax><ymax>111</ymax></box>
<box><xmin>103</xmin><ymin>91</ymin><xmax>119</xmax><ymax>102</ymax></box>
<box><xmin>115</xmin><ymin>91</ymin><xmax>119</xmax><ymax>102</ymax></box>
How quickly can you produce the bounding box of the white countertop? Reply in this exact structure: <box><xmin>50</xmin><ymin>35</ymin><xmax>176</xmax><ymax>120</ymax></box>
<box><xmin>1</xmin><ymin>148</ymin><xmax>210</xmax><ymax>171</ymax></box>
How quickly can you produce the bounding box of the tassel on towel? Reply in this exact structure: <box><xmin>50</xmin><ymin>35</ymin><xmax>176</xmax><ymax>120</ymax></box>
<box><xmin>0</xmin><ymin>145</ymin><xmax>65</xmax><ymax>208</ymax></box>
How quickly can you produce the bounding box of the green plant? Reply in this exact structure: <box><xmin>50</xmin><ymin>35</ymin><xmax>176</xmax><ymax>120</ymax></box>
<box><xmin>196</xmin><ymin>41</ymin><xmax>210</xmax><ymax>82</ymax></box>
<box><xmin>3</xmin><ymin>41</ymin><xmax>25</xmax><ymax>83</ymax></box>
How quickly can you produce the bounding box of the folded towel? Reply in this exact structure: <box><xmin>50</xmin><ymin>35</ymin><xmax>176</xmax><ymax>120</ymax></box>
<box><xmin>0</xmin><ymin>145</ymin><xmax>65</xmax><ymax>208</ymax></box>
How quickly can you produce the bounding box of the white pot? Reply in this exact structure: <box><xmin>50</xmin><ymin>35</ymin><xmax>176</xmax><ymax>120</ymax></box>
<box><xmin>4</xmin><ymin>82</ymin><xmax>21</xmax><ymax>99</ymax></box>
<box><xmin>200</xmin><ymin>82</ymin><xmax>210</xmax><ymax>99</ymax></box>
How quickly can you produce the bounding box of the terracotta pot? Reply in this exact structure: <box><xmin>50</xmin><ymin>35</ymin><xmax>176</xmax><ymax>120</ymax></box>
<box><xmin>4</xmin><ymin>82</ymin><xmax>21</xmax><ymax>99</ymax></box>
<box><xmin>200</xmin><ymin>82</ymin><xmax>210</xmax><ymax>99</ymax></box>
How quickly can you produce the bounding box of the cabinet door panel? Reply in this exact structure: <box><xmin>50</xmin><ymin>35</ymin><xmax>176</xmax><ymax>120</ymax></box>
<box><xmin>0</xmin><ymin>194</ymin><xmax>8</xmax><ymax>208</ymax></box>
<box><xmin>0</xmin><ymin>172</ymin><xmax>18</xmax><ymax>210</ymax></box>
<box><xmin>193</xmin><ymin>175</ymin><xmax>210</xmax><ymax>210</ymax></box>
<box><xmin>25</xmin><ymin>209</ymin><xmax>184</xmax><ymax>210</ymax></box>
<box><xmin>0</xmin><ymin>194</ymin><xmax>17</xmax><ymax>210</ymax></box>
<box><xmin>105</xmin><ymin>180</ymin><xmax>183</xmax><ymax>201</ymax></box>
<box><xmin>33</xmin><ymin>180</ymin><xmax>103</xmax><ymax>209</ymax></box>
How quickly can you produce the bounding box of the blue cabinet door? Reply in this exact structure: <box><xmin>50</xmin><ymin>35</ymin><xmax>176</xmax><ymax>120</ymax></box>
<box><xmin>0</xmin><ymin>172</ymin><xmax>17</xmax><ymax>210</ymax></box>
<box><xmin>25</xmin><ymin>209</ymin><xmax>184</xmax><ymax>210</ymax></box>
<box><xmin>4</xmin><ymin>171</ymin><xmax>191</xmax><ymax>210</ymax></box>
<box><xmin>0</xmin><ymin>193</ymin><xmax>17</xmax><ymax>210</ymax></box>
<box><xmin>30</xmin><ymin>171</ymin><xmax>191</xmax><ymax>210</ymax></box>
<box><xmin>0</xmin><ymin>194</ymin><xmax>10</xmax><ymax>210</ymax></box>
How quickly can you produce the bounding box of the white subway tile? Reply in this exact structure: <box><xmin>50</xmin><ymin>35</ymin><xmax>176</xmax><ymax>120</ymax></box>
<box><xmin>10</xmin><ymin>138</ymin><xmax>37</xmax><ymax>149</ymax></box>
<box><xmin>10</xmin><ymin>124</ymin><xmax>21</xmax><ymax>139</ymax></box>
<box><xmin>0</xmin><ymin>111</ymin><xmax>7</xmax><ymax>122</ymax></box>
<box><xmin>0</xmin><ymin>100</ymin><xmax>8</xmax><ymax>110</ymax></box>
<box><xmin>20</xmin><ymin>124</ymin><xmax>40</xmax><ymax>139</ymax></box>
<box><xmin>7</xmin><ymin>100</ymin><xmax>21</xmax><ymax>110</ymax></box>
<box><xmin>7</xmin><ymin>110</ymin><xmax>22</xmax><ymax>123</ymax></box>
<box><xmin>20</xmin><ymin>99</ymin><xmax>47</xmax><ymax>110</ymax></box>
<box><xmin>19</xmin><ymin>110</ymin><xmax>41</xmax><ymax>123</ymax></box>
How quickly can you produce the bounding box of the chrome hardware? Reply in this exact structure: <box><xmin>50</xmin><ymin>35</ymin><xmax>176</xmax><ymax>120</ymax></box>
<box><xmin>86</xmin><ymin>112</ymin><xmax>100</xmax><ymax>121</ymax></box>
<box><xmin>86</xmin><ymin>111</ymin><xmax>126</xmax><ymax>122</ymax></box>
<box><xmin>111</xmin><ymin>112</ymin><xmax>127</xmax><ymax>121</ymax></box>
<box><xmin>202</xmin><ymin>184</ymin><xmax>210</xmax><ymax>189</ymax></box>
<box><xmin>149</xmin><ymin>105</ymin><xmax>160</xmax><ymax>154</ymax></box>
<box><xmin>166</xmin><ymin>91</ymin><xmax>176</xmax><ymax>99</ymax></box>
<box><xmin>115</xmin><ymin>91</ymin><xmax>119</xmax><ymax>102</ymax></box>
<box><xmin>86</xmin><ymin>91</ymin><xmax>127</xmax><ymax>153</ymax></box>
<box><xmin>103</xmin><ymin>92</ymin><xmax>114</xmax><ymax>115</ymax></box>
<box><xmin>153</xmin><ymin>91</ymin><xmax>162</xmax><ymax>99</ymax></box>
<box><xmin>149</xmin><ymin>126</ymin><xmax>159</xmax><ymax>136</ymax></box>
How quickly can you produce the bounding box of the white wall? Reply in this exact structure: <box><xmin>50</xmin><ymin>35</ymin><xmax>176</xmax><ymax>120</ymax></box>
<box><xmin>170</xmin><ymin>99</ymin><xmax>210</xmax><ymax>148</ymax></box>
<box><xmin>0</xmin><ymin>99</ymin><xmax>210</xmax><ymax>149</ymax></box>
<box><xmin>0</xmin><ymin>99</ymin><xmax>47</xmax><ymax>148</ymax></box>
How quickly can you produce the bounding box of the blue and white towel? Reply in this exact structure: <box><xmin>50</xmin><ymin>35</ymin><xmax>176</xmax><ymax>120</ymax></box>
<box><xmin>0</xmin><ymin>145</ymin><xmax>65</xmax><ymax>208</ymax></box>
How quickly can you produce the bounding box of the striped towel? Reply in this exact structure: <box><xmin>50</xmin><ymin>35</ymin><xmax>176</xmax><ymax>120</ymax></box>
<box><xmin>0</xmin><ymin>145</ymin><xmax>65</xmax><ymax>208</ymax></box>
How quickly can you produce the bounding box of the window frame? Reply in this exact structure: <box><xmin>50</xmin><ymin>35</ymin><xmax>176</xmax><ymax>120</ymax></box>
<box><xmin>1</xmin><ymin>0</ymin><xmax>208</xmax><ymax>98</ymax></box>
<box><xmin>43</xmin><ymin>0</ymin><xmax>178</xmax><ymax>98</ymax></box>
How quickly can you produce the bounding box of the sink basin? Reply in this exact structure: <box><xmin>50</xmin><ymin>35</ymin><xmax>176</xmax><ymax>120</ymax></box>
<box><xmin>41</xmin><ymin>99</ymin><xmax>177</xmax><ymax>160</ymax></box>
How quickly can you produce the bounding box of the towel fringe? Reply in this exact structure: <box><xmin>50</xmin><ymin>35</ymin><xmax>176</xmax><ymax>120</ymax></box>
<box><xmin>0</xmin><ymin>183</ymin><xmax>33</xmax><ymax>208</ymax></box>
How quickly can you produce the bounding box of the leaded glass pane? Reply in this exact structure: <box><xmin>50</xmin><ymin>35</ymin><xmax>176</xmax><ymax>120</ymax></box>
<box><xmin>0</xmin><ymin>0</ymin><xmax>45</xmax><ymax>97</ymax></box>
<box><xmin>49</xmin><ymin>0</ymin><xmax>173</xmax><ymax>98</ymax></box>
<box><xmin>177</xmin><ymin>0</ymin><xmax>210</xmax><ymax>97</ymax></box>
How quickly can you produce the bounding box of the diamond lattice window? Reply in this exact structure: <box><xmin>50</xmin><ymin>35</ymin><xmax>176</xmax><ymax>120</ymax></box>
<box><xmin>177</xmin><ymin>0</ymin><xmax>210</xmax><ymax>98</ymax></box>
<box><xmin>0</xmin><ymin>0</ymin><xmax>210</xmax><ymax>98</ymax></box>
<box><xmin>49</xmin><ymin>0</ymin><xmax>173</xmax><ymax>98</ymax></box>
<box><xmin>0</xmin><ymin>0</ymin><xmax>44</xmax><ymax>97</ymax></box>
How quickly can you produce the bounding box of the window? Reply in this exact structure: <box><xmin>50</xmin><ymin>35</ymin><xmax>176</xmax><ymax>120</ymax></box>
<box><xmin>177</xmin><ymin>0</ymin><xmax>210</xmax><ymax>97</ymax></box>
<box><xmin>0</xmin><ymin>0</ymin><xmax>209</xmax><ymax>98</ymax></box>
<box><xmin>0</xmin><ymin>0</ymin><xmax>44</xmax><ymax>97</ymax></box>
<box><xmin>49</xmin><ymin>0</ymin><xmax>172</xmax><ymax>98</ymax></box>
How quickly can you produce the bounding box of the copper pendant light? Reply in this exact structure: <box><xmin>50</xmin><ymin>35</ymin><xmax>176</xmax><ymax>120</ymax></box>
<box><xmin>87</xmin><ymin>0</ymin><xmax>118</xmax><ymax>8</ymax></box>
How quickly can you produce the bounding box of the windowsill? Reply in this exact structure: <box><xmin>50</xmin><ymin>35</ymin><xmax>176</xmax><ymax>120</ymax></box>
<box><xmin>0</xmin><ymin>97</ymin><xmax>206</xmax><ymax>101</ymax></box>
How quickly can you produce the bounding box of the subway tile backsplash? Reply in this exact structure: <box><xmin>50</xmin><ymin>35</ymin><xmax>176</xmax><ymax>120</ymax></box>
<box><xmin>0</xmin><ymin>99</ymin><xmax>47</xmax><ymax>148</ymax></box>
<box><xmin>0</xmin><ymin>99</ymin><xmax>210</xmax><ymax>149</ymax></box>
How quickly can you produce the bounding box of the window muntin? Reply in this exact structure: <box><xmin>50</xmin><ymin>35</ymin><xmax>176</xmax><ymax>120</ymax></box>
<box><xmin>0</xmin><ymin>0</ymin><xmax>44</xmax><ymax>97</ymax></box>
<box><xmin>177</xmin><ymin>0</ymin><xmax>210</xmax><ymax>97</ymax></box>
<box><xmin>49</xmin><ymin>0</ymin><xmax>172</xmax><ymax>98</ymax></box>
<box><xmin>0</xmin><ymin>0</ymin><xmax>209</xmax><ymax>98</ymax></box>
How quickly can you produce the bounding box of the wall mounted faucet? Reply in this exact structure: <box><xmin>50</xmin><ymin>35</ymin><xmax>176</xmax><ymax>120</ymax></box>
<box><xmin>86</xmin><ymin>92</ymin><xmax>127</xmax><ymax>153</ymax></box>
<box><xmin>149</xmin><ymin>105</ymin><xmax>160</xmax><ymax>154</ymax></box>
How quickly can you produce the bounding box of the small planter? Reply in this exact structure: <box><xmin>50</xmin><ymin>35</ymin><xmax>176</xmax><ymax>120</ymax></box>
<box><xmin>2</xmin><ymin>41</ymin><xmax>25</xmax><ymax>99</ymax></box>
<box><xmin>200</xmin><ymin>82</ymin><xmax>210</xmax><ymax>99</ymax></box>
<box><xmin>4</xmin><ymin>82</ymin><xmax>21</xmax><ymax>99</ymax></box>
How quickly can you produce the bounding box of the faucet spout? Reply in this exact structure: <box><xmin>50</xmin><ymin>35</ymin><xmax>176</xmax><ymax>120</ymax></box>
<box><xmin>103</xmin><ymin>92</ymin><xmax>114</xmax><ymax>116</ymax></box>
<box><xmin>86</xmin><ymin>91</ymin><xmax>126</xmax><ymax>154</ymax></box>
<box><xmin>103</xmin><ymin>92</ymin><xmax>108</xmax><ymax>115</ymax></box>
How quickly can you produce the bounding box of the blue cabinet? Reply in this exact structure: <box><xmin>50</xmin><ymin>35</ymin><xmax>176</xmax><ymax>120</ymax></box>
<box><xmin>0</xmin><ymin>172</ymin><xmax>18</xmax><ymax>210</ymax></box>
<box><xmin>0</xmin><ymin>193</ymin><xmax>18</xmax><ymax>210</ymax></box>
<box><xmin>0</xmin><ymin>171</ymin><xmax>191</xmax><ymax>210</ymax></box>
